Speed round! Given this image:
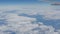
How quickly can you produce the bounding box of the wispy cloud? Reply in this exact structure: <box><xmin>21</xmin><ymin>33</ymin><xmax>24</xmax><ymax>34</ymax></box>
<box><xmin>0</xmin><ymin>5</ymin><xmax>60</xmax><ymax>20</ymax></box>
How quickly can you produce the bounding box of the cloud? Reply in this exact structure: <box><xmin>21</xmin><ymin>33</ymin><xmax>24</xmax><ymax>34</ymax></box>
<box><xmin>0</xmin><ymin>5</ymin><xmax>60</xmax><ymax>19</ymax></box>
<box><xmin>0</xmin><ymin>4</ymin><xmax>60</xmax><ymax>34</ymax></box>
<box><xmin>10</xmin><ymin>6</ymin><xmax>60</xmax><ymax>20</ymax></box>
<box><xmin>0</xmin><ymin>13</ymin><xmax>60</xmax><ymax>34</ymax></box>
<box><xmin>0</xmin><ymin>13</ymin><xmax>37</xmax><ymax>34</ymax></box>
<box><xmin>38</xmin><ymin>0</ymin><xmax>60</xmax><ymax>6</ymax></box>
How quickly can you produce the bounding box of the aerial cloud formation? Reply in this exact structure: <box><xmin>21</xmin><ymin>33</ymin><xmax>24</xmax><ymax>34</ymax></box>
<box><xmin>0</xmin><ymin>13</ymin><xmax>60</xmax><ymax>34</ymax></box>
<box><xmin>0</xmin><ymin>7</ymin><xmax>60</xmax><ymax>34</ymax></box>
<box><xmin>0</xmin><ymin>0</ymin><xmax>60</xmax><ymax>34</ymax></box>
<box><xmin>1</xmin><ymin>5</ymin><xmax>60</xmax><ymax>20</ymax></box>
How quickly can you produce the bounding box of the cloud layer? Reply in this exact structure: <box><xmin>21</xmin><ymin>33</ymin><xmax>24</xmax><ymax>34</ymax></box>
<box><xmin>0</xmin><ymin>5</ymin><xmax>60</xmax><ymax>34</ymax></box>
<box><xmin>1</xmin><ymin>5</ymin><xmax>60</xmax><ymax>20</ymax></box>
<box><xmin>0</xmin><ymin>11</ymin><xmax>60</xmax><ymax>34</ymax></box>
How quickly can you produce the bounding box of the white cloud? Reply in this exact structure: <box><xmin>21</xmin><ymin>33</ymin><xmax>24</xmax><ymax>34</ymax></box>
<box><xmin>0</xmin><ymin>4</ymin><xmax>60</xmax><ymax>34</ymax></box>
<box><xmin>0</xmin><ymin>13</ymin><xmax>37</xmax><ymax>34</ymax></box>
<box><xmin>9</xmin><ymin>5</ymin><xmax>60</xmax><ymax>20</ymax></box>
<box><xmin>0</xmin><ymin>0</ymin><xmax>60</xmax><ymax>20</ymax></box>
<box><xmin>0</xmin><ymin>13</ymin><xmax>60</xmax><ymax>34</ymax></box>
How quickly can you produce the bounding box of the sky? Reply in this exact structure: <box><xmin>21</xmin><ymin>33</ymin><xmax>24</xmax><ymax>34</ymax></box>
<box><xmin>0</xmin><ymin>0</ymin><xmax>60</xmax><ymax>34</ymax></box>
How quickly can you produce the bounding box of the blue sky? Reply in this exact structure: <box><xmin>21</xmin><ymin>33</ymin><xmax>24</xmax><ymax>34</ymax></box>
<box><xmin>0</xmin><ymin>0</ymin><xmax>38</xmax><ymax>5</ymax></box>
<box><xmin>0</xmin><ymin>0</ymin><xmax>60</xmax><ymax>34</ymax></box>
<box><xmin>0</xmin><ymin>0</ymin><xmax>50</xmax><ymax>5</ymax></box>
